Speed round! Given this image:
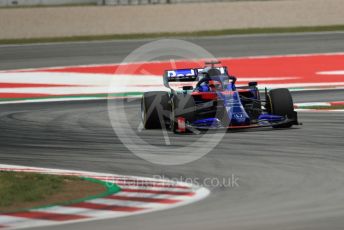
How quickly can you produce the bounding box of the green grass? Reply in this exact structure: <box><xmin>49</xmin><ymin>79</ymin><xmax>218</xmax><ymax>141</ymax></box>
<box><xmin>0</xmin><ymin>171</ymin><xmax>79</xmax><ymax>207</ymax></box>
<box><xmin>1</xmin><ymin>25</ymin><xmax>344</xmax><ymax>45</ymax></box>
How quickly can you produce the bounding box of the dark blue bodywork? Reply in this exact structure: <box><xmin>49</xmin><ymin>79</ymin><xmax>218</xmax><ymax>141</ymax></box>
<box><xmin>190</xmin><ymin>82</ymin><xmax>286</xmax><ymax>129</ymax></box>
<box><xmin>163</xmin><ymin>66</ymin><xmax>297</xmax><ymax>131</ymax></box>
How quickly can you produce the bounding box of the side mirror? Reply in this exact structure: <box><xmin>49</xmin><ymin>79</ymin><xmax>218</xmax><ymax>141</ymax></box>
<box><xmin>248</xmin><ymin>82</ymin><xmax>257</xmax><ymax>87</ymax></box>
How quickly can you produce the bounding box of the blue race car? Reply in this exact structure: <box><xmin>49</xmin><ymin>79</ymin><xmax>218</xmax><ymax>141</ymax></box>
<box><xmin>141</xmin><ymin>61</ymin><xmax>300</xmax><ymax>133</ymax></box>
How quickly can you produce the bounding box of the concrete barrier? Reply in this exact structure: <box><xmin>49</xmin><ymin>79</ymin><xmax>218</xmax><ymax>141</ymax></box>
<box><xmin>0</xmin><ymin>0</ymin><xmax>264</xmax><ymax>7</ymax></box>
<box><xmin>0</xmin><ymin>0</ymin><xmax>343</xmax><ymax>40</ymax></box>
<box><xmin>0</xmin><ymin>0</ymin><xmax>98</xmax><ymax>6</ymax></box>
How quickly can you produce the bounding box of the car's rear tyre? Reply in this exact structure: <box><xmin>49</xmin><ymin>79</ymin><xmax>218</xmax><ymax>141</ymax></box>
<box><xmin>267</xmin><ymin>88</ymin><xmax>295</xmax><ymax>128</ymax></box>
<box><xmin>170</xmin><ymin>94</ymin><xmax>195</xmax><ymax>133</ymax></box>
<box><xmin>141</xmin><ymin>91</ymin><xmax>169</xmax><ymax>129</ymax></box>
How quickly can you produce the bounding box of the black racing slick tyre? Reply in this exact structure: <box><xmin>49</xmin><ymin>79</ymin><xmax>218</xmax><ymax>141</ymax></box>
<box><xmin>170</xmin><ymin>94</ymin><xmax>195</xmax><ymax>133</ymax></box>
<box><xmin>267</xmin><ymin>88</ymin><xmax>296</xmax><ymax>128</ymax></box>
<box><xmin>141</xmin><ymin>91</ymin><xmax>169</xmax><ymax>129</ymax></box>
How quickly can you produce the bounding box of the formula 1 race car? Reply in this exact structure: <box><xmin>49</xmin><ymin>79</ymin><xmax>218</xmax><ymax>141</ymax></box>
<box><xmin>141</xmin><ymin>61</ymin><xmax>300</xmax><ymax>133</ymax></box>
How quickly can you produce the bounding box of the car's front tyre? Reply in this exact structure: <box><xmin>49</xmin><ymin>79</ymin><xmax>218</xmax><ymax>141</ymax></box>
<box><xmin>267</xmin><ymin>88</ymin><xmax>297</xmax><ymax>128</ymax></box>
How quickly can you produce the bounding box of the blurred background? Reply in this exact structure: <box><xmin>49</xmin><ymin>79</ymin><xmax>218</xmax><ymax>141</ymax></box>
<box><xmin>1</xmin><ymin>0</ymin><xmax>273</xmax><ymax>7</ymax></box>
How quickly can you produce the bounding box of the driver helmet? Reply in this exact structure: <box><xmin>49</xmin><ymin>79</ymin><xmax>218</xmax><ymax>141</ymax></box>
<box><xmin>207</xmin><ymin>68</ymin><xmax>222</xmax><ymax>77</ymax></box>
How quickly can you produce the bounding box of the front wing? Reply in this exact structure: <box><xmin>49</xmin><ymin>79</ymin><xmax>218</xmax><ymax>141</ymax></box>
<box><xmin>183</xmin><ymin>117</ymin><xmax>300</xmax><ymax>133</ymax></box>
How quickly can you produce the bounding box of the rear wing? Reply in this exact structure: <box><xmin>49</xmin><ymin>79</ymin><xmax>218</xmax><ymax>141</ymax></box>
<box><xmin>163</xmin><ymin>69</ymin><xmax>198</xmax><ymax>88</ymax></box>
<box><xmin>163</xmin><ymin>67</ymin><xmax>228</xmax><ymax>88</ymax></box>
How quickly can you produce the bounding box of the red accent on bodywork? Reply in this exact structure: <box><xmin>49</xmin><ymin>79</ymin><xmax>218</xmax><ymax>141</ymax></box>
<box><xmin>237</xmin><ymin>89</ymin><xmax>251</xmax><ymax>93</ymax></box>
<box><xmin>177</xmin><ymin>117</ymin><xmax>186</xmax><ymax>133</ymax></box>
<box><xmin>191</xmin><ymin>92</ymin><xmax>217</xmax><ymax>100</ymax></box>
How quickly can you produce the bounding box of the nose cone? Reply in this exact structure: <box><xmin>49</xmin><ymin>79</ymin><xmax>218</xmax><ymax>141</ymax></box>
<box><xmin>220</xmin><ymin>91</ymin><xmax>251</xmax><ymax>126</ymax></box>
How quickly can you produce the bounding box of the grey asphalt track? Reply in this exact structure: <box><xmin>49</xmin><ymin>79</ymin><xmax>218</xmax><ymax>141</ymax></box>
<box><xmin>0</xmin><ymin>32</ymin><xmax>344</xmax><ymax>70</ymax></box>
<box><xmin>0</xmin><ymin>32</ymin><xmax>343</xmax><ymax>230</ymax></box>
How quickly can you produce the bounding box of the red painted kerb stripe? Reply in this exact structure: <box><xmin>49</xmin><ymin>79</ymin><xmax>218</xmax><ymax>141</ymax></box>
<box><xmin>121</xmin><ymin>188</ymin><xmax>195</xmax><ymax>196</ymax></box>
<box><xmin>107</xmin><ymin>195</ymin><xmax>181</xmax><ymax>204</ymax></box>
<box><xmin>69</xmin><ymin>202</ymin><xmax>146</xmax><ymax>212</ymax></box>
<box><xmin>3</xmin><ymin>211</ymin><xmax>88</xmax><ymax>221</ymax></box>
